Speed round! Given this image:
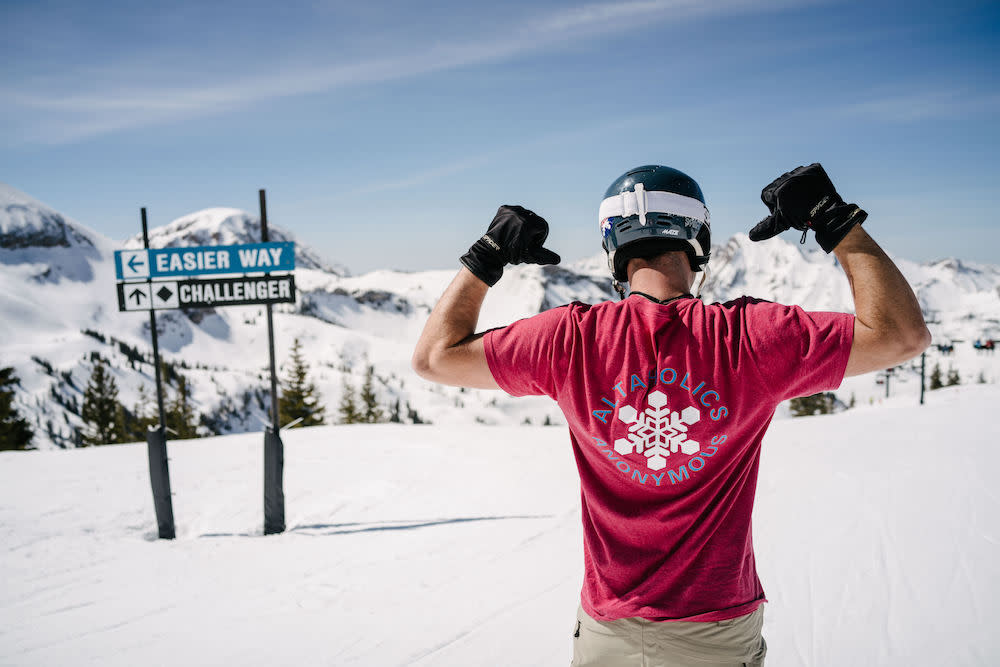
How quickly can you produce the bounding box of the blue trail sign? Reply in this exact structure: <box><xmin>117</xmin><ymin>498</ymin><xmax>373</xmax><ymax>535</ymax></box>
<box><xmin>114</xmin><ymin>242</ymin><xmax>295</xmax><ymax>280</ymax></box>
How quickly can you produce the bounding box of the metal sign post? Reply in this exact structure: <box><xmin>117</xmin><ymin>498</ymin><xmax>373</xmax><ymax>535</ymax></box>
<box><xmin>260</xmin><ymin>189</ymin><xmax>286</xmax><ymax>535</ymax></box>
<box><xmin>919</xmin><ymin>351</ymin><xmax>926</xmax><ymax>405</ymax></box>
<box><xmin>141</xmin><ymin>208</ymin><xmax>176</xmax><ymax>540</ymax></box>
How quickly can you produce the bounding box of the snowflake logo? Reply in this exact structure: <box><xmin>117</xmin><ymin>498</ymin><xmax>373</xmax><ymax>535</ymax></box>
<box><xmin>614</xmin><ymin>391</ymin><xmax>700</xmax><ymax>471</ymax></box>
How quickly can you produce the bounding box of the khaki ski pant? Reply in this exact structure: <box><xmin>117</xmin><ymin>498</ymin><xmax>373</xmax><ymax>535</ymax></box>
<box><xmin>571</xmin><ymin>604</ymin><xmax>767</xmax><ymax>667</ymax></box>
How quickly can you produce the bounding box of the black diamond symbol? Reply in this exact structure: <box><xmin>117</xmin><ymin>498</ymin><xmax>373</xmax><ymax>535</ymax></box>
<box><xmin>156</xmin><ymin>286</ymin><xmax>174</xmax><ymax>302</ymax></box>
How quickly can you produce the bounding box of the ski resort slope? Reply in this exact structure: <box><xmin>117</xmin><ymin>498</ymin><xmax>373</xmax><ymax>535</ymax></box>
<box><xmin>1</xmin><ymin>384</ymin><xmax>998</xmax><ymax>666</ymax></box>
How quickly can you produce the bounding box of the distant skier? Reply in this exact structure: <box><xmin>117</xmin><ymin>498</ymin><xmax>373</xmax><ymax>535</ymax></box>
<box><xmin>412</xmin><ymin>163</ymin><xmax>930</xmax><ymax>666</ymax></box>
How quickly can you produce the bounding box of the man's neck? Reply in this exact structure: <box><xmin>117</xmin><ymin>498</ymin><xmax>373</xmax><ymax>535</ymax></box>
<box><xmin>627</xmin><ymin>268</ymin><xmax>692</xmax><ymax>302</ymax></box>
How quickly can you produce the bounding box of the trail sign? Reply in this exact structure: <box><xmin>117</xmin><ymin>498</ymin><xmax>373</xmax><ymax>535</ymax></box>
<box><xmin>117</xmin><ymin>275</ymin><xmax>296</xmax><ymax>311</ymax></box>
<box><xmin>114</xmin><ymin>242</ymin><xmax>295</xmax><ymax>280</ymax></box>
<box><xmin>123</xmin><ymin>193</ymin><xmax>293</xmax><ymax>539</ymax></box>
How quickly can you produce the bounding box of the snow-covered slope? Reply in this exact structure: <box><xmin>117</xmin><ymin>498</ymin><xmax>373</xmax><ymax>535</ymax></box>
<box><xmin>1</xmin><ymin>182</ymin><xmax>998</xmax><ymax>449</ymax></box>
<box><xmin>1</xmin><ymin>384</ymin><xmax>997</xmax><ymax>665</ymax></box>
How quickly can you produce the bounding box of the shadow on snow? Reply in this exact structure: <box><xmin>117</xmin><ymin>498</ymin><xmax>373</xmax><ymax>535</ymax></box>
<box><xmin>197</xmin><ymin>514</ymin><xmax>553</xmax><ymax>538</ymax></box>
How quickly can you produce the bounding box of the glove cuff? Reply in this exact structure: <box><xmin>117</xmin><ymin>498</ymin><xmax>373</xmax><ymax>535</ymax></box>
<box><xmin>814</xmin><ymin>204</ymin><xmax>867</xmax><ymax>253</ymax></box>
<box><xmin>460</xmin><ymin>235</ymin><xmax>505</xmax><ymax>286</ymax></box>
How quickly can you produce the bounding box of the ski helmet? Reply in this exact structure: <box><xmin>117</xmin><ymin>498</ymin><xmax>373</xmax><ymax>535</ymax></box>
<box><xmin>599</xmin><ymin>165</ymin><xmax>711</xmax><ymax>282</ymax></box>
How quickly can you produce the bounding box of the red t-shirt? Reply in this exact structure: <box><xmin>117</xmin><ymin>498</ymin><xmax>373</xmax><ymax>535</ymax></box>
<box><xmin>484</xmin><ymin>294</ymin><xmax>854</xmax><ymax>622</ymax></box>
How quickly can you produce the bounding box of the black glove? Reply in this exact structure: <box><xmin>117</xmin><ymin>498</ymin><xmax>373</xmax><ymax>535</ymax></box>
<box><xmin>460</xmin><ymin>205</ymin><xmax>561</xmax><ymax>286</ymax></box>
<box><xmin>749</xmin><ymin>163</ymin><xmax>867</xmax><ymax>253</ymax></box>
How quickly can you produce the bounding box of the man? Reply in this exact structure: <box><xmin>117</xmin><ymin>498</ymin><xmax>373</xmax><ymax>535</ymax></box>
<box><xmin>412</xmin><ymin>164</ymin><xmax>929</xmax><ymax>666</ymax></box>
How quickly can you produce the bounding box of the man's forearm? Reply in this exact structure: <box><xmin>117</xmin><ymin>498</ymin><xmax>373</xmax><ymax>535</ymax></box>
<box><xmin>418</xmin><ymin>268</ymin><xmax>489</xmax><ymax>351</ymax></box>
<box><xmin>834</xmin><ymin>225</ymin><xmax>931</xmax><ymax>375</ymax></box>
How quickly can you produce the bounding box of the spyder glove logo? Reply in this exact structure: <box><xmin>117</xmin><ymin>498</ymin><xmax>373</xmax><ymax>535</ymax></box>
<box><xmin>614</xmin><ymin>391</ymin><xmax>700</xmax><ymax>471</ymax></box>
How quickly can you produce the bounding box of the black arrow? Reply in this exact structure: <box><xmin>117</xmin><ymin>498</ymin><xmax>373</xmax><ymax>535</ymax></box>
<box><xmin>127</xmin><ymin>254</ymin><xmax>146</xmax><ymax>272</ymax></box>
<box><xmin>129</xmin><ymin>288</ymin><xmax>147</xmax><ymax>305</ymax></box>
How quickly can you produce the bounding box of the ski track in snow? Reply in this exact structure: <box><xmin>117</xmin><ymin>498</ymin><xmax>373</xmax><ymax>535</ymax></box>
<box><xmin>1</xmin><ymin>387</ymin><xmax>999</xmax><ymax>665</ymax></box>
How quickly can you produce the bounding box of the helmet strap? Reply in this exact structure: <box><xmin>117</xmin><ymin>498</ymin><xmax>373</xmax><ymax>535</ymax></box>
<box><xmin>612</xmin><ymin>280</ymin><xmax>627</xmax><ymax>301</ymax></box>
<box><xmin>694</xmin><ymin>264</ymin><xmax>710</xmax><ymax>298</ymax></box>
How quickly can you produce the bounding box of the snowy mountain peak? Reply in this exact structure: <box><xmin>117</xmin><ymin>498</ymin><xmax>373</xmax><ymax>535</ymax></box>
<box><xmin>0</xmin><ymin>183</ymin><xmax>99</xmax><ymax>251</ymax></box>
<box><xmin>123</xmin><ymin>207</ymin><xmax>346</xmax><ymax>275</ymax></box>
<box><xmin>0</xmin><ymin>183</ymin><xmax>109</xmax><ymax>284</ymax></box>
<box><xmin>700</xmin><ymin>233</ymin><xmax>849</xmax><ymax>310</ymax></box>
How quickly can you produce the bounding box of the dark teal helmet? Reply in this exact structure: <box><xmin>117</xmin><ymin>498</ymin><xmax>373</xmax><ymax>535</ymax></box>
<box><xmin>599</xmin><ymin>165</ymin><xmax>711</xmax><ymax>282</ymax></box>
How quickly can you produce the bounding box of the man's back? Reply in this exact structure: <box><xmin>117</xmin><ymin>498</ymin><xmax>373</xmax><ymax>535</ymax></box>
<box><xmin>411</xmin><ymin>162</ymin><xmax>930</xmax><ymax>665</ymax></box>
<box><xmin>484</xmin><ymin>294</ymin><xmax>854</xmax><ymax>621</ymax></box>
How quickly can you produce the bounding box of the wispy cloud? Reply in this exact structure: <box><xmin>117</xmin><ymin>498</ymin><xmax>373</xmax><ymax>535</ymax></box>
<box><xmin>2</xmin><ymin>0</ymin><xmax>821</xmax><ymax>144</ymax></box>
<box><xmin>320</xmin><ymin>111</ymin><xmax>673</xmax><ymax>203</ymax></box>
<box><xmin>838</xmin><ymin>88</ymin><xmax>1000</xmax><ymax>122</ymax></box>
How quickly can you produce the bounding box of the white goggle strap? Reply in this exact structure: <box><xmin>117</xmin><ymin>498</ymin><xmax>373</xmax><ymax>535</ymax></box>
<box><xmin>634</xmin><ymin>182</ymin><xmax>647</xmax><ymax>225</ymax></box>
<box><xmin>599</xmin><ymin>190</ymin><xmax>709</xmax><ymax>227</ymax></box>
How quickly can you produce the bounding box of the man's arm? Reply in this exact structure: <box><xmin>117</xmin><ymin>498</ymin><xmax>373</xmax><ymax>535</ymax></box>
<box><xmin>411</xmin><ymin>267</ymin><xmax>499</xmax><ymax>389</ymax></box>
<box><xmin>749</xmin><ymin>163</ymin><xmax>931</xmax><ymax>377</ymax></box>
<box><xmin>411</xmin><ymin>205</ymin><xmax>560</xmax><ymax>389</ymax></box>
<box><xmin>834</xmin><ymin>225</ymin><xmax>931</xmax><ymax>377</ymax></box>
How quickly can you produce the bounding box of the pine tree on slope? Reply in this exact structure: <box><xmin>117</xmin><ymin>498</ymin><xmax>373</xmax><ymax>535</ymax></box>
<box><xmin>0</xmin><ymin>367</ymin><xmax>34</xmax><ymax>450</ymax></box>
<box><xmin>789</xmin><ymin>392</ymin><xmax>835</xmax><ymax>417</ymax></box>
<box><xmin>165</xmin><ymin>374</ymin><xmax>198</xmax><ymax>439</ymax></box>
<box><xmin>338</xmin><ymin>375</ymin><xmax>361</xmax><ymax>424</ymax></box>
<box><xmin>81</xmin><ymin>358</ymin><xmax>125</xmax><ymax>446</ymax></box>
<box><xmin>280</xmin><ymin>338</ymin><xmax>325</xmax><ymax>428</ymax></box>
<box><xmin>126</xmin><ymin>383</ymin><xmax>159</xmax><ymax>440</ymax></box>
<box><xmin>929</xmin><ymin>363</ymin><xmax>943</xmax><ymax>390</ymax></box>
<box><xmin>360</xmin><ymin>365</ymin><xmax>384</xmax><ymax>424</ymax></box>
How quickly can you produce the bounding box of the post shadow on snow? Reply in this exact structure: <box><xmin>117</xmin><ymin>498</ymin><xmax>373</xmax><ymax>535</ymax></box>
<box><xmin>197</xmin><ymin>514</ymin><xmax>553</xmax><ymax>539</ymax></box>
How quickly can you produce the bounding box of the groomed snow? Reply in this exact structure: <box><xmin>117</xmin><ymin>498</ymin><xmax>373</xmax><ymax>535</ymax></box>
<box><xmin>2</xmin><ymin>384</ymin><xmax>998</xmax><ymax>665</ymax></box>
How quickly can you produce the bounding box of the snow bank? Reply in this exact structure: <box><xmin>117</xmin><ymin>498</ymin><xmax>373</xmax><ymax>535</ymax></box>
<box><xmin>1</xmin><ymin>385</ymin><xmax>998</xmax><ymax>665</ymax></box>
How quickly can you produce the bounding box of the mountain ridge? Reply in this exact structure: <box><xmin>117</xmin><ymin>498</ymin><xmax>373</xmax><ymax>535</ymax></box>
<box><xmin>2</xmin><ymin>183</ymin><xmax>998</xmax><ymax>449</ymax></box>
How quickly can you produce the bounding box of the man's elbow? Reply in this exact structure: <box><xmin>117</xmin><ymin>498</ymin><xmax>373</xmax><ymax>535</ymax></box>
<box><xmin>847</xmin><ymin>319</ymin><xmax>933</xmax><ymax>377</ymax></box>
<box><xmin>411</xmin><ymin>345</ymin><xmax>455</xmax><ymax>384</ymax></box>
<box><xmin>893</xmin><ymin>323</ymin><xmax>932</xmax><ymax>362</ymax></box>
<box><xmin>905</xmin><ymin>324</ymin><xmax>933</xmax><ymax>358</ymax></box>
<box><xmin>411</xmin><ymin>347</ymin><xmax>436</xmax><ymax>382</ymax></box>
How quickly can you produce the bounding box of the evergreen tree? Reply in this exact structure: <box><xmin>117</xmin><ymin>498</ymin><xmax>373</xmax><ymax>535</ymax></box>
<box><xmin>359</xmin><ymin>365</ymin><xmax>384</xmax><ymax>424</ymax></box>
<box><xmin>389</xmin><ymin>398</ymin><xmax>402</xmax><ymax>423</ymax></box>
<box><xmin>946</xmin><ymin>367</ymin><xmax>961</xmax><ymax>386</ymax></box>
<box><xmin>280</xmin><ymin>338</ymin><xmax>325</xmax><ymax>427</ymax></box>
<box><xmin>406</xmin><ymin>401</ymin><xmax>425</xmax><ymax>425</ymax></box>
<box><xmin>0</xmin><ymin>367</ymin><xmax>34</xmax><ymax>450</ymax></box>
<box><xmin>929</xmin><ymin>363</ymin><xmax>943</xmax><ymax>390</ymax></box>
<box><xmin>789</xmin><ymin>392</ymin><xmax>835</xmax><ymax>417</ymax></box>
<box><xmin>81</xmin><ymin>357</ymin><xmax>125</xmax><ymax>446</ymax></box>
<box><xmin>126</xmin><ymin>383</ymin><xmax>159</xmax><ymax>440</ymax></box>
<box><xmin>338</xmin><ymin>375</ymin><xmax>361</xmax><ymax>424</ymax></box>
<box><xmin>165</xmin><ymin>374</ymin><xmax>198</xmax><ymax>439</ymax></box>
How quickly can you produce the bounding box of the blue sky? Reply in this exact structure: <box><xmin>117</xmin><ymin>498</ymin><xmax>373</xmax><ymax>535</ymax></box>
<box><xmin>2</xmin><ymin>0</ymin><xmax>998</xmax><ymax>273</ymax></box>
